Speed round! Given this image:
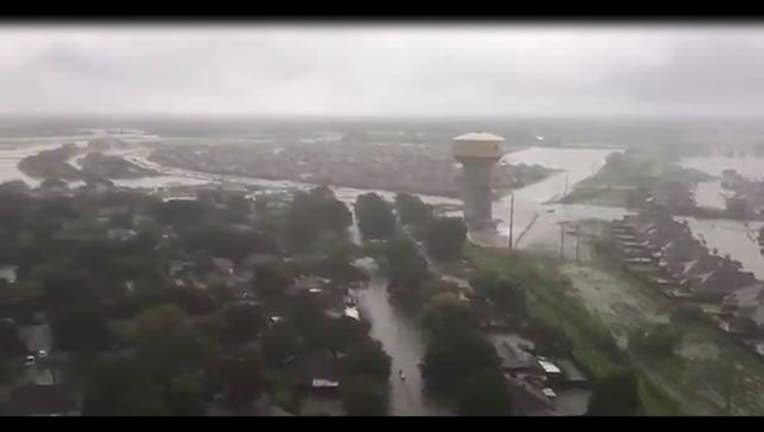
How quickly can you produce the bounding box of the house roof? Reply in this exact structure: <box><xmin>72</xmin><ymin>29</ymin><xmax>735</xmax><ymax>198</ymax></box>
<box><xmin>293</xmin><ymin>350</ymin><xmax>340</xmax><ymax>385</ymax></box>
<box><xmin>724</xmin><ymin>283</ymin><xmax>764</xmax><ymax>308</ymax></box>
<box><xmin>493</xmin><ymin>338</ymin><xmax>538</xmax><ymax>370</ymax></box>
<box><xmin>453</xmin><ymin>132</ymin><xmax>505</xmax><ymax>142</ymax></box>
<box><xmin>5</xmin><ymin>384</ymin><xmax>79</xmax><ymax>416</ymax></box>
<box><xmin>506</xmin><ymin>378</ymin><xmax>554</xmax><ymax>416</ymax></box>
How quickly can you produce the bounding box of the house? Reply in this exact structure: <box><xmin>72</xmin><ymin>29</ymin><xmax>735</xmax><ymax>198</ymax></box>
<box><xmin>492</xmin><ymin>336</ymin><xmax>541</xmax><ymax>374</ymax></box>
<box><xmin>3</xmin><ymin>384</ymin><xmax>80</xmax><ymax>416</ymax></box>
<box><xmin>723</xmin><ymin>283</ymin><xmax>764</xmax><ymax>312</ymax></box>
<box><xmin>470</xmin><ymin>297</ymin><xmax>511</xmax><ymax>330</ymax></box>
<box><xmin>107</xmin><ymin>228</ymin><xmax>137</xmax><ymax>241</ymax></box>
<box><xmin>0</xmin><ymin>266</ymin><xmax>17</xmax><ymax>284</ymax></box>
<box><xmin>212</xmin><ymin>258</ymin><xmax>235</xmax><ymax>276</ymax></box>
<box><xmin>719</xmin><ymin>284</ymin><xmax>764</xmax><ymax>335</ymax></box>
<box><xmin>689</xmin><ymin>266</ymin><xmax>757</xmax><ymax>301</ymax></box>
<box><xmin>242</xmin><ymin>253</ymin><xmax>283</xmax><ymax>270</ymax></box>
<box><xmin>506</xmin><ymin>377</ymin><xmax>556</xmax><ymax>416</ymax></box>
<box><xmin>650</xmin><ymin>180</ymin><xmax>695</xmax><ymax>214</ymax></box>
<box><xmin>0</xmin><ymin>319</ymin><xmax>27</xmax><ymax>357</ymax></box>
<box><xmin>169</xmin><ymin>260</ymin><xmax>195</xmax><ymax>278</ymax></box>
<box><xmin>343</xmin><ymin>306</ymin><xmax>360</xmax><ymax>321</ymax></box>
<box><xmin>290</xmin><ymin>350</ymin><xmax>341</xmax><ymax>393</ymax></box>
<box><xmin>287</xmin><ymin>275</ymin><xmax>331</xmax><ymax>297</ymax></box>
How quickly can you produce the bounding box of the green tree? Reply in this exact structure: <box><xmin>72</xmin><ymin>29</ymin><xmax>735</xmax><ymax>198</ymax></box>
<box><xmin>340</xmin><ymin>374</ymin><xmax>389</xmax><ymax>416</ymax></box>
<box><xmin>261</xmin><ymin>323</ymin><xmax>303</xmax><ymax>368</ymax></box>
<box><xmin>422</xmin><ymin>217</ymin><xmax>467</xmax><ymax>261</ymax></box>
<box><xmin>421</xmin><ymin>292</ymin><xmax>472</xmax><ymax>336</ymax></box>
<box><xmin>254</xmin><ymin>261</ymin><xmax>294</xmax><ymax>298</ymax></box>
<box><xmin>223</xmin><ymin>347</ymin><xmax>264</xmax><ymax>410</ymax></box>
<box><xmin>166</xmin><ymin>373</ymin><xmax>205</xmax><ymax>416</ymax></box>
<box><xmin>384</xmin><ymin>237</ymin><xmax>430</xmax><ymax>300</ymax></box>
<box><xmin>342</xmin><ymin>338</ymin><xmax>391</xmax><ymax>382</ymax></box>
<box><xmin>586</xmin><ymin>369</ymin><xmax>643</xmax><ymax>416</ymax></box>
<box><xmin>394</xmin><ymin>193</ymin><xmax>433</xmax><ymax>228</ymax></box>
<box><xmin>285</xmin><ymin>187</ymin><xmax>352</xmax><ymax>252</ymax></box>
<box><xmin>218</xmin><ymin>303</ymin><xmax>265</xmax><ymax>345</ymax></box>
<box><xmin>455</xmin><ymin>370</ymin><xmax>511</xmax><ymax>416</ymax></box>
<box><xmin>355</xmin><ymin>193</ymin><xmax>396</xmax><ymax>240</ymax></box>
<box><xmin>422</xmin><ymin>329</ymin><xmax>501</xmax><ymax>395</ymax></box>
<box><xmin>470</xmin><ymin>271</ymin><xmax>527</xmax><ymax>319</ymax></box>
<box><xmin>51</xmin><ymin>303</ymin><xmax>114</xmax><ymax>352</ymax></box>
<box><xmin>83</xmin><ymin>355</ymin><xmax>170</xmax><ymax>416</ymax></box>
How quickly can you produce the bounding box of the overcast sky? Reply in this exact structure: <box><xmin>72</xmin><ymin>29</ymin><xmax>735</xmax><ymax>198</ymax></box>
<box><xmin>1</xmin><ymin>24</ymin><xmax>764</xmax><ymax>117</ymax></box>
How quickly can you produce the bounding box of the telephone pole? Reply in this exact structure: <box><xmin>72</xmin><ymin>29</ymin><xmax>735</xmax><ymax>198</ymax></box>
<box><xmin>575</xmin><ymin>224</ymin><xmax>581</xmax><ymax>262</ymax></box>
<box><xmin>563</xmin><ymin>171</ymin><xmax>569</xmax><ymax>197</ymax></box>
<box><xmin>508</xmin><ymin>193</ymin><xmax>514</xmax><ymax>249</ymax></box>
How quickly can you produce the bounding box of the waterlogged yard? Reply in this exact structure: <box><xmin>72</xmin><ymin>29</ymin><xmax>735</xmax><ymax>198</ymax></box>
<box><xmin>561</xmin><ymin>253</ymin><xmax>764</xmax><ymax>415</ymax></box>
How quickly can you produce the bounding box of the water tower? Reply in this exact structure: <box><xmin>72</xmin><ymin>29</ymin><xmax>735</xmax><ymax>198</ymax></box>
<box><xmin>452</xmin><ymin>132</ymin><xmax>504</xmax><ymax>230</ymax></box>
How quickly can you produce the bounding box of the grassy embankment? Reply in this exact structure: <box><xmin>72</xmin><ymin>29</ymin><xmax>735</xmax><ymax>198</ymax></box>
<box><xmin>585</xmin><ymin>243</ymin><xmax>764</xmax><ymax>415</ymax></box>
<box><xmin>465</xmin><ymin>244</ymin><xmax>681</xmax><ymax>416</ymax></box>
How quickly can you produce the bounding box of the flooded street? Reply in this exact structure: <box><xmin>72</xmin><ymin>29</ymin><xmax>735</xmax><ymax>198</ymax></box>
<box><xmin>354</xmin><ymin>259</ymin><xmax>453</xmax><ymax>416</ymax></box>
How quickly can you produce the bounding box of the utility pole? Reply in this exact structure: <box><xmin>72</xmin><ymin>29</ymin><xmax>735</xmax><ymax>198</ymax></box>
<box><xmin>575</xmin><ymin>224</ymin><xmax>581</xmax><ymax>262</ymax></box>
<box><xmin>563</xmin><ymin>171</ymin><xmax>569</xmax><ymax>197</ymax></box>
<box><xmin>508</xmin><ymin>193</ymin><xmax>514</xmax><ymax>249</ymax></box>
<box><xmin>727</xmin><ymin>362</ymin><xmax>741</xmax><ymax>415</ymax></box>
<box><xmin>560</xmin><ymin>223</ymin><xmax>565</xmax><ymax>261</ymax></box>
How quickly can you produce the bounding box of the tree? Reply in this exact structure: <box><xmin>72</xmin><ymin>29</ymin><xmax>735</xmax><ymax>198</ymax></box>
<box><xmin>218</xmin><ymin>303</ymin><xmax>265</xmax><ymax>345</ymax></box>
<box><xmin>83</xmin><ymin>355</ymin><xmax>170</xmax><ymax>416</ymax></box>
<box><xmin>422</xmin><ymin>329</ymin><xmax>501</xmax><ymax>395</ymax></box>
<box><xmin>422</xmin><ymin>217</ymin><xmax>467</xmax><ymax>261</ymax></box>
<box><xmin>340</xmin><ymin>374</ymin><xmax>389</xmax><ymax>416</ymax></box>
<box><xmin>342</xmin><ymin>338</ymin><xmax>391</xmax><ymax>382</ymax></box>
<box><xmin>152</xmin><ymin>200</ymin><xmax>207</xmax><ymax>228</ymax></box>
<box><xmin>133</xmin><ymin>304</ymin><xmax>205</xmax><ymax>375</ymax></box>
<box><xmin>262</xmin><ymin>323</ymin><xmax>303</xmax><ymax>368</ymax></box>
<box><xmin>51</xmin><ymin>303</ymin><xmax>114</xmax><ymax>352</ymax></box>
<box><xmin>285</xmin><ymin>187</ymin><xmax>352</xmax><ymax>252</ymax></box>
<box><xmin>166</xmin><ymin>372</ymin><xmax>205</xmax><ymax>416</ymax></box>
<box><xmin>421</xmin><ymin>292</ymin><xmax>472</xmax><ymax>336</ymax></box>
<box><xmin>394</xmin><ymin>193</ymin><xmax>433</xmax><ymax>227</ymax></box>
<box><xmin>181</xmin><ymin>224</ymin><xmax>277</xmax><ymax>262</ymax></box>
<box><xmin>223</xmin><ymin>347</ymin><xmax>264</xmax><ymax>410</ymax></box>
<box><xmin>470</xmin><ymin>271</ymin><xmax>527</xmax><ymax>319</ymax></box>
<box><xmin>455</xmin><ymin>370</ymin><xmax>511</xmax><ymax>416</ymax></box>
<box><xmin>354</xmin><ymin>193</ymin><xmax>396</xmax><ymax>240</ymax></box>
<box><xmin>384</xmin><ymin>237</ymin><xmax>430</xmax><ymax>300</ymax></box>
<box><xmin>253</xmin><ymin>261</ymin><xmax>294</xmax><ymax>298</ymax></box>
<box><xmin>629</xmin><ymin>324</ymin><xmax>682</xmax><ymax>358</ymax></box>
<box><xmin>586</xmin><ymin>368</ymin><xmax>643</xmax><ymax>416</ymax></box>
<box><xmin>523</xmin><ymin>317</ymin><xmax>571</xmax><ymax>358</ymax></box>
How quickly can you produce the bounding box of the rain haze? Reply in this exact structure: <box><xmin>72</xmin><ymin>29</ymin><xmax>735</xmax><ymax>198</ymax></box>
<box><xmin>1</xmin><ymin>25</ymin><xmax>764</xmax><ymax>117</ymax></box>
<box><xmin>5</xmin><ymin>22</ymin><xmax>764</xmax><ymax>418</ymax></box>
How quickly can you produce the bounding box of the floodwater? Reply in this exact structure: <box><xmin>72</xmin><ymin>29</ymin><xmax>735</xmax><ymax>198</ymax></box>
<box><xmin>483</xmin><ymin>147</ymin><xmax>621</xmax><ymax>250</ymax></box>
<box><xmin>354</xmin><ymin>259</ymin><xmax>453</xmax><ymax>416</ymax></box>
<box><xmin>694</xmin><ymin>180</ymin><xmax>728</xmax><ymax>210</ymax></box>
<box><xmin>678</xmin><ymin>217</ymin><xmax>764</xmax><ymax>279</ymax></box>
<box><xmin>680</xmin><ymin>155</ymin><xmax>764</xmax><ymax>180</ymax></box>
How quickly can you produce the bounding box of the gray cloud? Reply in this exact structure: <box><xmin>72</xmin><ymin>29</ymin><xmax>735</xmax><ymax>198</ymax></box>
<box><xmin>1</xmin><ymin>25</ymin><xmax>764</xmax><ymax>117</ymax></box>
